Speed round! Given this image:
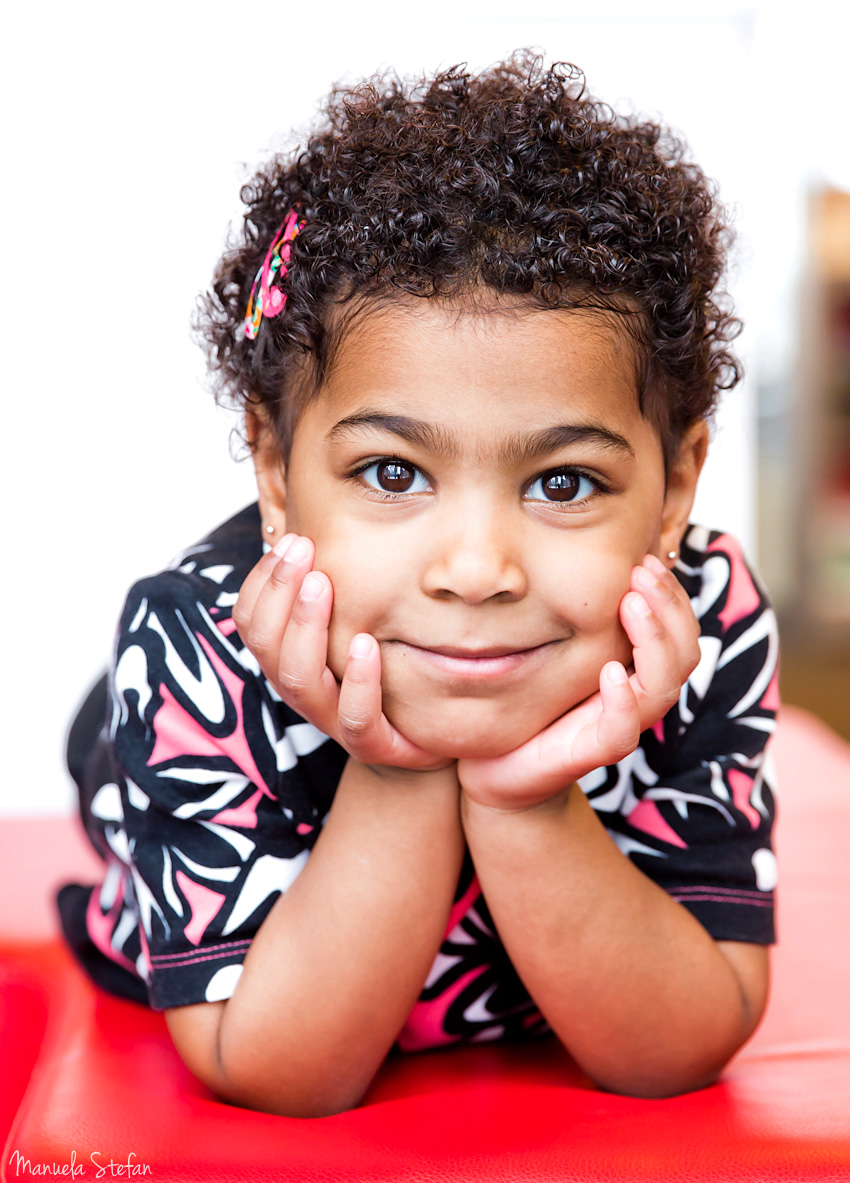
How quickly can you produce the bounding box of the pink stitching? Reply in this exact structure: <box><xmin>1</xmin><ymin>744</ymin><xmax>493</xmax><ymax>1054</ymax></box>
<box><xmin>151</xmin><ymin>948</ymin><xmax>250</xmax><ymax>970</ymax></box>
<box><xmin>671</xmin><ymin>886</ymin><xmax>771</xmax><ymax>898</ymax></box>
<box><xmin>671</xmin><ymin>893</ymin><xmax>772</xmax><ymax>906</ymax></box>
<box><xmin>152</xmin><ymin>939</ymin><xmax>251</xmax><ymax>964</ymax></box>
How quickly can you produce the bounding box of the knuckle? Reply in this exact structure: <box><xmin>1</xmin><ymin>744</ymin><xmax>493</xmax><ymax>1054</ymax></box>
<box><xmin>640</xmin><ymin>621</ymin><xmax>666</xmax><ymax>648</ymax></box>
<box><xmin>245</xmin><ymin>624</ymin><xmax>276</xmax><ymax>653</ymax></box>
<box><xmin>660</xmin><ymin>681</ymin><xmax>682</xmax><ymax>709</ymax></box>
<box><xmin>231</xmin><ymin>600</ymin><xmax>249</xmax><ymax>630</ymax></box>
<box><xmin>276</xmin><ymin>667</ymin><xmax>310</xmax><ymax>699</ymax></box>
<box><xmin>269</xmin><ymin>559</ymin><xmax>296</xmax><ymax>590</ymax></box>
<box><xmin>657</xmin><ymin>581</ymin><xmax>677</xmax><ymax>607</ymax></box>
<box><xmin>338</xmin><ymin>711</ymin><xmax>373</xmax><ymax>741</ymax></box>
<box><xmin>610</xmin><ymin>734</ymin><xmax>639</xmax><ymax>761</ymax></box>
<box><xmin>685</xmin><ymin>643</ymin><xmax>701</xmax><ymax>674</ymax></box>
<box><xmin>649</xmin><ymin>617</ymin><xmax>668</xmax><ymax>641</ymax></box>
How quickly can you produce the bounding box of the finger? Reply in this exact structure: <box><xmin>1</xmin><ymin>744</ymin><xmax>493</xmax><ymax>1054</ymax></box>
<box><xmin>336</xmin><ymin>634</ymin><xmax>398</xmax><ymax>762</ymax></box>
<box><xmin>632</xmin><ymin>556</ymin><xmax>700</xmax><ymax>680</ymax></box>
<box><xmin>232</xmin><ymin>533</ymin><xmax>295</xmax><ymax>631</ymax></box>
<box><xmin>235</xmin><ymin>536</ymin><xmax>315</xmax><ymax>673</ymax></box>
<box><xmin>620</xmin><ymin>591</ymin><xmax>683</xmax><ymax>725</ymax></box>
<box><xmin>464</xmin><ymin>697</ymin><xmax>599</xmax><ymax>804</ymax></box>
<box><xmin>337</xmin><ymin>636</ymin><xmax>447</xmax><ymax>769</ymax></box>
<box><xmin>540</xmin><ymin>664</ymin><xmax>639</xmax><ymax>783</ymax></box>
<box><xmin>276</xmin><ymin>570</ymin><xmax>340</xmax><ymax>722</ymax></box>
<box><xmin>592</xmin><ymin>662</ymin><xmax>642</xmax><ymax>764</ymax></box>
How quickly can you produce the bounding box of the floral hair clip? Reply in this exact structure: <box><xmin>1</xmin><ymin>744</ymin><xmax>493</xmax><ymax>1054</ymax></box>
<box><xmin>243</xmin><ymin>208</ymin><xmax>304</xmax><ymax>340</ymax></box>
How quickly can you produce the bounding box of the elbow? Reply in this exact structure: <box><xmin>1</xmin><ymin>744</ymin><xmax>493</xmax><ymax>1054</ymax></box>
<box><xmin>213</xmin><ymin>1047</ymin><xmax>370</xmax><ymax>1119</ymax></box>
<box><xmin>166</xmin><ymin>1001</ymin><xmax>372</xmax><ymax>1118</ymax></box>
<box><xmin>215</xmin><ymin>1082</ymin><xmax>367</xmax><ymax>1119</ymax></box>
<box><xmin>598</xmin><ymin>1070</ymin><xmax>721</xmax><ymax>1101</ymax></box>
<box><xmin>588</xmin><ymin>1053</ymin><xmax>731</xmax><ymax>1101</ymax></box>
<box><xmin>578</xmin><ymin>983</ymin><xmax>766</xmax><ymax>1102</ymax></box>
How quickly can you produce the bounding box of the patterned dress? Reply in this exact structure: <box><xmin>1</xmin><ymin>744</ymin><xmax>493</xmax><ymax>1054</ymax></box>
<box><xmin>59</xmin><ymin>503</ymin><xmax>778</xmax><ymax>1050</ymax></box>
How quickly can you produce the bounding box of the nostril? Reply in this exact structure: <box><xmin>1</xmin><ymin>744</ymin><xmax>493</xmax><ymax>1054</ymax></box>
<box><xmin>419</xmin><ymin>524</ymin><xmax>527</xmax><ymax>604</ymax></box>
<box><xmin>424</xmin><ymin>566</ymin><xmax>527</xmax><ymax>605</ymax></box>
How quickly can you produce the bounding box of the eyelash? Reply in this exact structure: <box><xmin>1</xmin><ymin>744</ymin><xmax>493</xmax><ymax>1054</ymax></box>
<box><xmin>347</xmin><ymin>457</ymin><xmax>611</xmax><ymax>508</ymax></box>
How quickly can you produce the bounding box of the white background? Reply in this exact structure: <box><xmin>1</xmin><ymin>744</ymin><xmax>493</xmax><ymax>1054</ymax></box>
<box><xmin>2</xmin><ymin>0</ymin><xmax>845</xmax><ymax>815</ymax></box>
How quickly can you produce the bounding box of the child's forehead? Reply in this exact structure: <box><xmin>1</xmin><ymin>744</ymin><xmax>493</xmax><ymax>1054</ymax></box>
<box><xmin>319</xmin><ymin>296</ymin><xmax>645</xmax><ymax>428</ymax></box>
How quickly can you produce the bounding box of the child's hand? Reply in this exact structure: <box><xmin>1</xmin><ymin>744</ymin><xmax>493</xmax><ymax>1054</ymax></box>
<box><xmin>233</xmin><ymin>535</ymin><xmax>452</xmax><ymax>773</ymax></box>
<box><xmin>457</xmin><ymin>555</ymin><xmax>701</xmax><ymax>811</ymax></box>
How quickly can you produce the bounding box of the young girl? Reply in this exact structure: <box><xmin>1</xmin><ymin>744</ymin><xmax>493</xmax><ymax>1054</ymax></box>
<box><xmin>59</xmin><ymin>54</ymin><xmax>778</xmax><ymax>1119</ymax></box>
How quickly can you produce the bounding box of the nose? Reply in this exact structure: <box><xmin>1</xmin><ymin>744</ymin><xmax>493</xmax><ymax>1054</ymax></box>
<box><xmin>420</xmin><ymin>507</ymin><xmax>527</xmax><ymax>604</ymax></box>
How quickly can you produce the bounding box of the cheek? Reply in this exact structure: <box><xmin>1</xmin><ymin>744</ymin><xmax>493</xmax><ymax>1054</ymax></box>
<box><xmin>547</xmin><ymin>553</ymin><xmax>633</xmax><ymax>636</ymax></box>
<box><xmin>546</xmin><ymin>553</ymin><xmax>638</xmax><ymax>681</ymax></box>
<box><xmin>311</xmin><ymin>536</ymin><xmax>399</xmax><ymax>678</ymax></box>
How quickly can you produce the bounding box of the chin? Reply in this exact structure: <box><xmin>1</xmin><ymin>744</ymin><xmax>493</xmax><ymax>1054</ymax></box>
<box><xmin>385</xmin><ymin>704</ymin><xmax>550</xmax><ymax>761</ymax></box>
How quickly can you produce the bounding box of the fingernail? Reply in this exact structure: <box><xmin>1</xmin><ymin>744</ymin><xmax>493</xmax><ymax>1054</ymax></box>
<box><xmin>272</xmin><ymin>532</ymin><xmax>295</xmax><ymax>558</ymax></box>
<box><xmin>606</xmin><ymin>662</ymin><xmax>628</xmax><ymax>685</ymax></box>
<box><xmin>283</xmin><ymin>538</ymin><xmax>310</xmax><ymax>564</ymax></box>
<box><xmin>644</xmin><ymin>553</ymin><xmax>668</xmax><ymax>576</ymax></box>
<box><xmin>633</xmin><ymin>566</ymin><xmax>658</xmax><ymax>592</ymax></box>
<box><xmin>299</xmin><ymin>573</ymin><xmax>324</xmax><ymax>602</ymax></box>
<box><xmin>350</xmin><ymin>635</ymin><xmax>373</xmax><ymax>659</ymax></box>
<box><xmin>627</xmin><ymin>592</ymin><xmax>651</xmax><ymax>617</ymax></box>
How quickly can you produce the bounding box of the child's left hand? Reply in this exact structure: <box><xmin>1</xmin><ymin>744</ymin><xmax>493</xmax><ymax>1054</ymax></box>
<box><xmin>458</xmin><ymin>555</ymin><xmax>701</xmax><ymax>812</ymax></box>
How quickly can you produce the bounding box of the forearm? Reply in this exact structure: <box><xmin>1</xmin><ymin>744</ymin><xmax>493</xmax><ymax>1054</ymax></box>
<box><xmin>461</xmin><ymin>783</ymin><xmax>767</xmax><ymax>1097</ymax></box>
<box><xmin>205</xmin><ymin>759</ymin><xmax>463</xmax><ymax>1116</ymax></box>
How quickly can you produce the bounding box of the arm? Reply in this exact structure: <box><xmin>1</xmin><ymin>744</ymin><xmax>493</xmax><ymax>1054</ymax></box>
<box><xmin>167</xmin><ymin>757</ymin><xmax>464</xmax><ymax>1117</ymax></box>
<box><xmin>460</xmin><ymin>785</ymin><xmax>768</xmax><ymax>1098</ymax></box>
<box><xmin>165</xmin><ymin>535</ymin><xmax>465</xmax><ymax>1117</ymax></box>
<box><xmin>458</xmin><ymin>555</ymin><xmax>771</xmax><ymax>1096</ymax></box>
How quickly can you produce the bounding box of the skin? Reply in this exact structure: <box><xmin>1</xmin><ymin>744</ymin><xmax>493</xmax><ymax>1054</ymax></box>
<box><xmin>247</xmin><ymin>301</ymin><xmax>704</xmax><ymax>764</ymax></box>
<box><xmin>165</xmin><ymin>299</ymin><xmax>769</xmax><ymax>1115</ymax></box>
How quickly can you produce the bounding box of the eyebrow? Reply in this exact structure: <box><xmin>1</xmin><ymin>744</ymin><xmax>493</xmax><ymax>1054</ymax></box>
<box><xmin>326</xmin><ymin>410</ymin><xmax>635</xmax><ymax>463</ymax></box>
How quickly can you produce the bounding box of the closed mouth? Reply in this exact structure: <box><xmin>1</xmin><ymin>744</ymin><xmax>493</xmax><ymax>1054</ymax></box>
<box><xmin>407</xmin><ymin>642</ymin><xmax>550</xmax><ymax>660</ymax></box>
<box><xmin>387</xmin><ymin>639</ymin><xmax>559</xmax><ymax>683</ymax></box>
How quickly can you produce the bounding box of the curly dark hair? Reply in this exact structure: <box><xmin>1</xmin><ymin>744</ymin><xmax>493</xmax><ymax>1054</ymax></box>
<box><xmin>196</xmin><ymin>52</ymin><xmax>741</xmax><ymax>466</ymax></box>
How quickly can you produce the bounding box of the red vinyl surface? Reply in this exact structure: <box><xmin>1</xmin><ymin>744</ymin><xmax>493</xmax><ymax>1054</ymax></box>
<box><xmin>2</xmin><ymin>706</ymin><xmax>850</xmax><ymax>1182</ymax></box>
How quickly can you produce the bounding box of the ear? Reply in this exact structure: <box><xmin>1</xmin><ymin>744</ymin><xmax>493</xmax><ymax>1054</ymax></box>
<box><xmin>246</xmin><ymin>409</ymin><xmax>288</xmax><ymax>542</ymax></box>
<box><xmin>658</xmin><ymin>420</ymin><xmax>709</xmax><ymax>565</ymax></box>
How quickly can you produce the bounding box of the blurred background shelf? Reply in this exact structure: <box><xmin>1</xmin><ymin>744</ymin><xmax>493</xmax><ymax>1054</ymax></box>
<box><xmin>779</xmin><ymin>650</ymin><xmax>850</xmax><ymax>743</ymax></box>
<box><xmin>767</xmin><ymin>186</ymin><xmax>850</xmax><ymax>736</ymax></box>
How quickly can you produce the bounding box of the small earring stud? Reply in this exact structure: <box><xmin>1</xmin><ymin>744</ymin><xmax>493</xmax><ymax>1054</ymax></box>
<box><xmin>265</xmin><ymin>524</ymin><xmax>275</xmax><ymax>536</ymax></box>
<box><xmin>667</xmin><ymin>550</ymin><xmax>677</xmax><ymax>561</ymax></box>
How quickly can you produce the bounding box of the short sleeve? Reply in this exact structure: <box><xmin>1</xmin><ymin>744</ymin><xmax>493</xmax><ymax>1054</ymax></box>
<box><xmin>94</xmin><ymin>558</ymin><xmax>346</xmax><ymax>1010</ymax></box>
<box><xmin>582</xmin><ymin>526</ymin><xmax>779</xmax><ymax>944</ymax></box>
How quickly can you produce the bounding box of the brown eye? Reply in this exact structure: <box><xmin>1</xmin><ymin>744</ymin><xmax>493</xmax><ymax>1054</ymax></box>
<box><xmin>542</xmin><ymin>472</ymin><xmax>580</xmax><ymax>501</ymax></box>
<box><xmin>358</xmin><ymin>459</ymin><xmax>429</xmax><ymax>496</ymax></box>
<box><xmin>526</xmin><ymin>469</ymin><xmax>597</xmax><ymax>503</ymax></box>
<box><xmin>377</xmin><ymin>461</ymin><xmax>414</xmax><ymax>491</ymax></box>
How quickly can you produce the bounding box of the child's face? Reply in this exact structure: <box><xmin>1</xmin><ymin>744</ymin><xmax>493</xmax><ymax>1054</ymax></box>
<box><xmin>259</xmin><ymin>300</ymin><xmax>703</xmax><ymax>759</ymax></box>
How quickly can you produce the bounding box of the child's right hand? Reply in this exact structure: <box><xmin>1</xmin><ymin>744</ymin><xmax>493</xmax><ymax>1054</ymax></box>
<box><xmin>233</xmin><ymin>534</ymin><xmax>453</xmax><ymax>774</ymax></box>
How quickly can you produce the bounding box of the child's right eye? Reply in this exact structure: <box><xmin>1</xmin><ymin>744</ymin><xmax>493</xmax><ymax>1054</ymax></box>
<box><xmin>356</xmin><ymin>459</ymin><xmax>431</xmax><ymax>496</ymax></box>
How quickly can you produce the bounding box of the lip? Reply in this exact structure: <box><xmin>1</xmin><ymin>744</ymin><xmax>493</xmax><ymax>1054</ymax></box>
<box><xmin>421</xmin><ymin>643</ymin><xmax>539</xmax><ymax>659</ymax></box>
<box><xmin>393</xmin><ymin>639</ymin><xmax>557</xmax><ymax>682</ymax></box>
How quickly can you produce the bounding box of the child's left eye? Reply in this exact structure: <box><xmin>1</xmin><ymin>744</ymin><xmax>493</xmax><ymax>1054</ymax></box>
<box><xmin>357</xmin><ymin>459</ymin><xmax>432</xmax><ymax>496</ymax></box>
<box><xmin>525</xmin><ymin>469</ymin><xmax>599</xmax><ymax>504</ymax></box>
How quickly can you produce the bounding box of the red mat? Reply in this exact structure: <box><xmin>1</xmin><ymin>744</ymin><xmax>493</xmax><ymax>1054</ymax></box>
<box><xmin>2</xmin><ymin>706</ymin><xmax>849</xmax><ymax>1182</ymax></box>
